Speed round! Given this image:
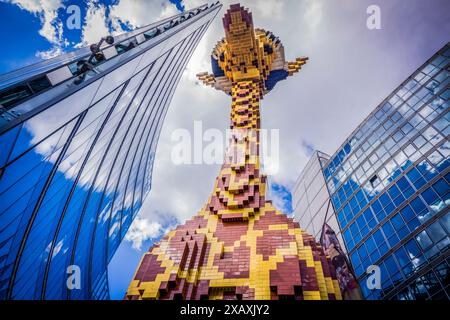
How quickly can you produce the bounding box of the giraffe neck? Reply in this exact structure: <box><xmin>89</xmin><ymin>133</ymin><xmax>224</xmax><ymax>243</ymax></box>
<box><xmin>230</xmin><ymin>81</ymin><xmax>261</xmax><ymax>130</ymax></box>
<box><xmin>206</xmin><ymin>81</ymin><xmax>267</xmax><ymax>222</ymax></box>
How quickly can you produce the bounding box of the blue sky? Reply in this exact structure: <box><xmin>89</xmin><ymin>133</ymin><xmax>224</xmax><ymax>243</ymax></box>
<box><xmin>0</xmin><ymin>2</ymin><xmax>48</xmax><ymax>73</ymax></box>
<box><xmin>1</xmin><ymin>0</ymin><xmax>449</xmax><ymax>300</ymax></box>
<box><xmin>0</xmin><ymin>0</ymin><xmax>184</xmax><ymax>74</ymax></box>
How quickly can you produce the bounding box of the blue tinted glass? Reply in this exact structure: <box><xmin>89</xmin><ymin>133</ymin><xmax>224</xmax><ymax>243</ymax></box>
<box><xmin>410</xmin><ymin>197</ymin><xmax>427</xmax><ymax>214</ymax></box>
<box><xmin>388</xmin><ymin>233</ymin><xmax>400</xmax><ymax>247</ymax></box>
<box><xmin>338</xmin><ymin>187</ymin><xmax>345</xmax><ymax>201</ymax></box>
<box><xmin>407</xmin><ymin>217</ymin><xmax>421</xmax><ymax>231</ymax></box>
<box><xmin>382</xmin><ymin>222</ymin><xmax>395</xmax><ymax>238</ymax></box>
<box><xmin>421</xmin><ymin>188</ymin><xmax>439</xmax><ymax>205</ymax></box>
<box><xmin>359</xmin><ymin>196</ymin><xmax>367</xmax><ymax>208</ymax></box>
<box><xmin>361</xmin><ymin>256</ymin><xmax>372</xmax><ymax>270</ymax></box>
<box><xmin>344</xmin><ymin>181</ymin><xmax>353</xmax><ymax>197</ymax></box>
<box><xmin>395</xmin><ymin>247</ymin><xmax>410</xmax><ymax>268</ymax></box>
<box><xmin>358</xmin><ymin>244</ymin><xmax>368</xmax><ymax>260</ymax></box>
<box><xmin>402</xmin><ymin>160</ymin><xmax>413</xmax><ymax>171</ymax></box>
<box><xmin>393</xmin><ymin>193</ymin><xmax>405</xmax><ymax>206</ymax></box>
<box><xmin>0</xmin><ymin>125</ymin><xmax>21</xmax><ymax>167</ymax></box>
<box><xmin>354</xmin><ymin>231</ymin><xmax>362</xmax><ymax>244</ymax></box>
<box><xmin>402</xmin><ymin>187</ymin><xmax>414</xmax><ymax>199</ymax></box>
<box><xmin>350</xmin><ymin>222</ymin><xmax>359</xmax><ymax>236</ymax></box>
<box><xmin>372</xmin><ymin>200</ymin><xmax>382</xmax><ymax>214</ymax></box>
<box><xmin>351</xmin><ymin>252</ymin><xmax>361</xmax><ymax>267</ymax></box>
<box><xmin>377</xmin><ymin>209</ymin><xmax>387</xmax><ymax>221</ymax></box>
<box><xmin>347</xmin><ymin>239</ymin><xmax>355</xmax><ymax>251</ymax></box>
<box><xmin>384</xmin><ymin>203</ymin><xmax>395</xmax><ymax>216</ymax></box>
<box><xmin>384</xmin><ymin>256</ymin><xmax>399</xmax><ymax>275</ymax></box>
<box><xmin>398</xmin><ymin>226</ymin><xmax>410</xmax><ymax>239</ymax></box>
<box><xmin>433</xmin><ymin>179</ymin><xmax>449</xmax><ymax>197</ymax></box>
<box><xmin>417</xmin><ymin>160</ymin><xmax>438</xmax><ymax>180</ymax></box>
<box><xmin>368</xmin><ymin>218</ymin><xmax>377</xmax><ymax>229</ymax></box>
<box><xmin>365</xmin><ymin>236</ymin><xmax>376</xmax><ymax>254</ymax></box>
<box><xmin>349</xmin><ymin>196</ymin><xmax>358</xmax><ymax>210</ymax></box>
<box><xmin>343</xmin><ymin>203</ymin><xmax>351</xmax><ymax>217</ymax></box>
<box><xmin>373</xmin><ymin>229</ymin><xmax>384</xmax><ymax>243</ymax></box>
<box><xmin>364</xmin><ymin>188</ymin><xmax>375</xmax><ymax>201</ymax></box>
<box><xmin>371</xmin><ymin>248</ymin><xmax>381</xmax><ymax>262</ymax></box>
<box><xmin>363</xmin><ymin>208</ymin><xmax>374</xmax><ymax>222</ymax></box>
<box><xmin>324</xmin><ymin>167</ymin><xmax>330</xmax><ymax>179</ymax></box>
<box><xmin>388</xmin><ymin>185</ymin><xmax>401</xmax><ymax>199</ymax></box>
<box><xmin>400</xmin><ymin>205</ymin><xmax>415</xmax><ymax>222</ymax></box>
<box><xmin>379</xmin><ymin>242</ymin><xmax>389</xmax><ymax>256</ymax></box>
<box><xmin>404</xmin><ymin>239</ymin><xmax>421</xmax><ymax>258</ymax></box>
<box><xmin>356</xmin><ymin>215</ymin><xmax>366</xmax><ymax>230</ymax></box>
<box><xmin>445</xmin><ymin>172</ymin><xmax>450</xmax><ymax>183</ymax></box>
<box><xmin>338</xmin><ymin>150</ymin><xmax>345</xmax><ymax>162</ymax></box>
<box><xmin>356</xmin><ymin>190</ymin><xmax>365</xmax><ymax>203</ymax></box>
<box><xmin>329</xmin><ymin>162</ymin><xmax>335</xmax><ymax>174</ymax></box>
<box><xmin>379</xmin><ymin>193</ymin><xmax>391</xmax><ymax>207</ymax></box>
<box><xmin>379</xmin><ymin>263</ymin><xmax>390</xmax><ymax>285</ymax></box>
<box><xmin>437</xmin><ymin>158</ymin><xmax>450</xmax><ymax>172</ymax></box>
<box><xmin>343</xmin><ymin>228</ymin><xmax>352</xmax><ymax>243</ymax></box>
<box><xmin>355</xmin><ymin>264</ymin><xmax>364</xmax><ymax>277</ymax></box>
<box><xmin>406</xmin><ymin>167</ymin><xmax>421</xmax><ymax>182</ymax></box>
<box><xmin>332</xmin><ymin>194</ymin><xmax>340</xmax><ymax>209</ymax></box>
<box><xmin>397</xmin><ymin>177</ymin><xmax>411</xmax><ymax>190</ymax></box>
<box><xmin>413</xmin><ymin>177</ymin><xmax>427</xmax><ymax>189</ymax></box>
<box><xmin>391</xmin><ymin>213</ymin><xmax>405</xmax><ymax>231</ymax></box>
<box><xmin>344</xmin><ymin>143</ymin><xmax>351</xmax><ymax>154</ymax></box>
<box><xmin>0</xmin><ymin>12</ymin><xmax>220</xmax><ymax>300</ymax></box>
<box><xmin>361</xmin><ymin>224</ymin><xmax>370</xmax><ymax>238</ymax></box>
<box><xmin>337</xmin><ymin>210</ymin><xmax>346</xmax><ymax>226</ymax></box>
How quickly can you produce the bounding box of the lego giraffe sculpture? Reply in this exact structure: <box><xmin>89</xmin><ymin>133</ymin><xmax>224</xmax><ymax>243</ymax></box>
<box><xmin>125</xmin><ymin>4</ymin><xmax>342</xmax><ymax>300</ymax></box>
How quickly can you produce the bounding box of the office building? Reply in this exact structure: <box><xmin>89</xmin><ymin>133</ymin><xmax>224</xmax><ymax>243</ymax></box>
<box><xmin>295</xmin><ymin>42</ymin><xmax>450</xmax><ymax>300</ymax></box>
<box><xmin>0</xmin><ymin>2</ymin><xmax>221</xmax><ymax>299</ymax></box>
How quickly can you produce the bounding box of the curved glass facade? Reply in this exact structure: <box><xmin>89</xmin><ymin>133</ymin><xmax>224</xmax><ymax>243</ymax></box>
<box><xmin>292</xmin><ymin>151</ymin><xmax>344</xmax><ymax>245</ymax></box>
<box><xmin>0</xmin><ymin>2</ymin><xmax>221</xmax><ymax>300</ymax></box>
<box><xmin>322</xmin><ymin>42</ymin><xmax>450</xmax><ymax>299</ymax></box>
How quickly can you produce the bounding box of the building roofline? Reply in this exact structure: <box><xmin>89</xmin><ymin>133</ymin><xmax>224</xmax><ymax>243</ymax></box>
<box><xmin>0</xmin><ymin>2</ymin><xmax>217</xmax><ymax>91</ymax></box>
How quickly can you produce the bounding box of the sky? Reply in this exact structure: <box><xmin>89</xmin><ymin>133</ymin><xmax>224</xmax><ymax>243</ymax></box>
<box><xmin>1</xmin><ymin>0</ymin><xmax>449</xmax><ymax>299</ymax></box>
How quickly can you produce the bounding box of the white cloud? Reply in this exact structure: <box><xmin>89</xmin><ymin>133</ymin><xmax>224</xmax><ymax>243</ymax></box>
<box><xmin>6</xmin><ymin>0</ymin><xmax>182</xmax><ymax>55</ymax></box>
<box><xmin>109</xmin><ymin>0</ymin><xmax>179</xmax><ymax>31</ymax></box>
<box><xmin>124</xmin><ymin>217</ymin><xmax>162</xmax><ymax>251</ymax></box>
<box><xmin>35</xmin><ymin>45</ymin><xmax>63</xmax><ymax>59</ymax></box>
<box><xmin>183</xmin><ymin>0</ymin><xmax>285</xmax><ymax>20</ymax></box>
<box><xmin>303</xmin><ymin>0</ymin><xmax>323</xmax><ymax>32</ymax></box>
<box><xmin>8</xmin><ymin>0</ymin><xmax>64</xmax><ymax>44</ymax></box>
<box><xmin>79</xmin><ymin>0</ymin><xmax>110</xmax><ymax>46</ymax></box>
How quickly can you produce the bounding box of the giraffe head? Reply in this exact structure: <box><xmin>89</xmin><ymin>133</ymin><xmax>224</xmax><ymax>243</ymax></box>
<box><xmin>197</xmin><ymin>4</ymin><xmax>308</xmax><ymax>96</ymax></box>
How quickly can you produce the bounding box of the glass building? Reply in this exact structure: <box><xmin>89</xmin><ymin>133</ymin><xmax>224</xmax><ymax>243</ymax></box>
<box><xmin>297</xmin><ymin>42</ymin><xmax>450</xmax><ymax>300</ymax></box>
<box><xmin>292</xmin><ymin>151</ymin><xmax>345</xmax><ymax>249</ymax></box>
<box><xmin>0</xmin><ymin>2</ymin><xmax>221</xmax><ymax>300</ymax></box>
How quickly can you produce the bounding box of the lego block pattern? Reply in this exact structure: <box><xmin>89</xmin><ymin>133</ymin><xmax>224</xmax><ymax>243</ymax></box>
<box><xmin>197</xmin><ymin>4</ymin><xmax>307</xmax><ymax>95</ymax></box>
<box><xmin>125</xmin><ymin>4</ymin><xmax>341</xmax><ymax>300</ymax></box>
